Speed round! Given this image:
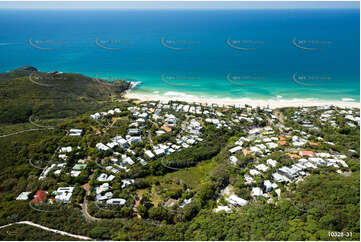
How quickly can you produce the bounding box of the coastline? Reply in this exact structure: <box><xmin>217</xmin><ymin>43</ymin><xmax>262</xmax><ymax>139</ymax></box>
<box><xmin>124</xmin><ymin>90</ymin><xmax>360</xmax><ymax>109</ymax></box>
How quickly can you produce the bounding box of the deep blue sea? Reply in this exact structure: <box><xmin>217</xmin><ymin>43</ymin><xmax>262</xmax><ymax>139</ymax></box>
<box><xmin>0</xmin><ymin>9</ymin><xmax>359</xmax><ymax>101</ymax></box>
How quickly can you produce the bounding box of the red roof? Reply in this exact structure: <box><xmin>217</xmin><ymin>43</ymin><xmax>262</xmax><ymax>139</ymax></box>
<box><xmin>287</xmin><ymin>153</ymin><xmax>301</xmax><ymax>159</ymax></box>
<box><xmin>32</xmin><ymin>190</ymin><xmax>46</xmax><ymax>203</ymax></box>
<box><xmin>279</xmin><ymin>136</ymin><xmax>286</xmax><ymax>141</ymax></box>
<box><xmin>278</xmin><ymin>141</ymin><xmax>286</xmax><ymax>146</ymax></box>
<box><xmin>161</xmin><ymin>126</ymin><xmax>172</xmax><ymax>132</ymax></box>
<box><xmin>242</xmin><ymin>149</ymin><xmax>251</xmax><ymax>156</ymax></box>
<box><xmin>300</xmin><ymin>150</ymin><xmax>315</xmax><ymax>157</ymax></box>
<box><xmin>309</xmin><ymin>142</ymin><xmax>319</xmax><ymax>146</ymax></box>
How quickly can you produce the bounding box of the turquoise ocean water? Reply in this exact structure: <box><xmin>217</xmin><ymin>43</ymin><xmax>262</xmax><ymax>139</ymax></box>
<box><xmin>0</xmin><ymin>8</ymin><xmax>359</xmax><ymax>102</ymax></box>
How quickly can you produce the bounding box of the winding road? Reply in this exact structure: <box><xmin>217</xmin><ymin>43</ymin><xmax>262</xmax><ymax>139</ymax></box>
<box><xmin>0</xmin><ymin>221</ymin><xmax>92</xmax><ymax>240</ymax></box>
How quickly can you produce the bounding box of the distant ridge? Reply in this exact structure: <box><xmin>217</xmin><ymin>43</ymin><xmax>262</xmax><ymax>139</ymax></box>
<box><xmin>0</xmin><ymin>66</ymin><xmax>131</xmax><ymax>124</ymax></box>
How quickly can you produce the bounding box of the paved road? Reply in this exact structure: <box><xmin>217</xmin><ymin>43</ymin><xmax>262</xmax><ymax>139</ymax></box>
<box><xmin>0</xmin><ymin>221</ymin><xmax>93</xmax><ymax>240</ymax></box>
<box><xmin>0</xmin><ymin>128</ymin><xmax>46</xmax><ymax>138</ymax></box>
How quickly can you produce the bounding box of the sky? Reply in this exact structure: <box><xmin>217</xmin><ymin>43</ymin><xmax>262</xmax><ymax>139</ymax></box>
<box><xmin>0</xmin><ymin>1</ymin><xmax>359</xmax><ymax>9</ymax></box>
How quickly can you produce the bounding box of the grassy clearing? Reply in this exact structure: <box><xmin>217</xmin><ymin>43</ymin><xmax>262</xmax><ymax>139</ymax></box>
<box><xmin>138</xmin><ymin>159</ymin><xmax>219</xmax><ymax>205</ymax></box>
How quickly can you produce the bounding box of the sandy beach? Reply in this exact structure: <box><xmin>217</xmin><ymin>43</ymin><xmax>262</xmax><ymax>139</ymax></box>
<box><xmin>124</xmin><ymin>91</ymin><xmax>360</xmax><ymax>109</ymax></box>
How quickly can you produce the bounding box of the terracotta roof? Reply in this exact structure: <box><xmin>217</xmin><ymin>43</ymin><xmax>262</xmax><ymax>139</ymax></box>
<box><xmin>161</xmin><ymin>126</ymin><xmax>172</xmax><ymax>132</ymax></box>
<box><xmin>279</xmin><ymin>136</ymin><xmax>286</xmax><ymax>141</ymax></box>
<box><xmin>309</xmin><ymin>142</ymin><xmax>319</xmax><ymax>146</ymax></box>
<box><xmin>278</xmin><ymin>141</ymin><xmax>286</xmax><ymax>146</ymax></box>
<box><xmin>287</xmin><ymin>153</ymin><xmax>301</xmax><ymax>159</ymax></box>
<box><xmin>300</xmin><ymin>150</ymin><xmax>315</xmax><ymax>157</ymax></box>
<box><xmin>31</xmin><ymin>190</ymin><xmax>46</xmax><ymax>203</ymax></box>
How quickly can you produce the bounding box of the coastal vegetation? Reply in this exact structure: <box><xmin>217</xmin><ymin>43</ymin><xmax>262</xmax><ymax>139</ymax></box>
<box><xmin>0</xmin><ymin>68</ymin><xmax>359</xmax><ymax>241</ymax></box>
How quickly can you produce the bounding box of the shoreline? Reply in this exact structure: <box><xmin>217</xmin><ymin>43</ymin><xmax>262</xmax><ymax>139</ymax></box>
<box><xmin>124</xmin><ymin>91</ymin><xmax>360</xmax><ymax>109</ymax></box>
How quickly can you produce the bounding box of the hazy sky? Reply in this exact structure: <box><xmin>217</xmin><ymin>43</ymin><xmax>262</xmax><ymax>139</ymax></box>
<box><xmin>0</xmin><ymin>1</ymin><xmax>359</xmax><ymax>9</ymax></box>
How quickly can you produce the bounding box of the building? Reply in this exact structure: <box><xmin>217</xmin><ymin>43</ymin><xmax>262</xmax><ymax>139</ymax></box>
<box><xmin>255</xmin><ymin>164</ymin><xmax>269</xmax><ymax>172</ymax></box>
<box><xmin>229</xmin><ymin>156</ymin><xmax>238</xmax><ymax>165</ymax></box>
<box><xmin>145</xmin><ymin>150</ymin><xmax>155</xmax><ymax>159</ymax></box>
<box><xmin>106</xmin><ymin>198</ymin><xmax>126</xmax><ymax>205</ymax></box>
<box><xmin>90</xmin><ymin>113</ymin><xmax>101</xmax><ymax>119</ymax></box>
<box><xmin>266</xmin><ymin>159</ymin><xmax>277</xmax><ymax>167</ymax></box>
<box><xmin>299</xmin><ymin>150</ymin><xmax>315</xmax><ymax>158</ymax></box>
<box><xmin>55</xmin><ymin>187</ymin><xmax>74</xmax><ymax>203</ymax></box>
<box><xmin>96</xmin><ymin>143</ymin><xmax>110</xmax><ymax>151</ymax></box>
<box><xmin>32</xmin><ymin>190</ymin><xmax>47</xmax><ymax>203</ymax></box>
<box><xmin>69</xmin><ymin>129</ymin><xmax>83</xmax><ymax>136</ymax></box>
<box><xmin>73</xmin><ymin>164</ymin><xmax>87</xmax><ymax>170</ymax></box>
<box><xmin>264</xmin><ymin>180</ymin><xmax>273</xmax><ymax>192</ymax></box>
<box><xmin>229</xmin><ymin>146</ymin><xmax>242</xmax><ymax>154</ymax></box>
<box><xmin>16</xmin><ymin>192</ymin><xmax>31</xmax><ymax>201</ymax></box>
<box><xmin>226</xmin><ymin>194</ymin><xmax>248</xmax><ymax>206</ymax></box>
<box><xmin>251</xmin><ymin>187</ymin><xmax>263</xmax><ymax>197</ymax></box>
<box><xmin>60</xmin><ymin>146</ymin><xmax>72</xmax><ymax>153</ymax></box>
<box><xmin>112</xmin><ymin>136</ymin><xmax>129</xmax><ymax>149</ymax></box>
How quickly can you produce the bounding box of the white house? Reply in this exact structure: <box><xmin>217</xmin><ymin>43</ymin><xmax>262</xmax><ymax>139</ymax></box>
<box><xmin>266</xmin><ymin>159</ymin><xmax>277</xmax><ymax>167</ymax></box>
<box><xmin>145</xmin><ymin>150</ymin><xmax>155</xmax><ymax>159</ymax></box>
<box><xmin>229</xmin><ymin>156</ymin><xmax>238</xmax><ymax>165</ymax></box>
<box><xmin>55</xmin><ymin>187</ymin><xmax>74</xmax><ymax>203</ymax></box>
<box><xmin>229</xmin><ymin>146</ymin><xmax>242</xmax><ymax>154</ymax></box>
<box><xmin>255</xmin><ymin>164</ymin><xmax>269</xmax><ymax>172</ymax></box>
<box><xmin>16</xmin><ymin>192</ymin><xmax>31</xmax><ymax>200</ymax></box>
<box><xmin>69</xmin><ymin>129</ymin><xmax>83</xmax><ymax>136</ymax></box>
<box><xmin>106</xmin><ymin>198</ymin><xmax>126</xmax><ymax>205</ymax></box>
<box><xmin>252</xmin><ymin>187</ymin><xmax>263</xmax><ymax>197</ymax></box>
<box><xmin>226</xmin><ymin>194</ymin><xmax>248</xmax><ymax>206</ymax></box>
<box><xmin>96</xmin><ymin>143</ymin><xmax>110</xmax><ymax>151</ymax></box>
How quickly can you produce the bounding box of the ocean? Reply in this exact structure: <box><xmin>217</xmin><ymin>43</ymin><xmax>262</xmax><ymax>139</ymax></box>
<box><xmin>0</xmin><ymin>8</ymin><xmax>359</xmax><ymax>102</ymax></box>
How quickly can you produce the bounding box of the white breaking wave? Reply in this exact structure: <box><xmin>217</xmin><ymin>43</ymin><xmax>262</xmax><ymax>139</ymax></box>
<box><xmin>342</xmin><ymin>98</ymin><xmax>355</xmax><ymax>102</ymax></box>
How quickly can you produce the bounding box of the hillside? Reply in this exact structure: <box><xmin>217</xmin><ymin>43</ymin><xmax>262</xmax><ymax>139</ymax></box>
<box><xmin>0</xmin><ymin>66</ymin><xmax>131</xmax><ymax>124</ymax></box>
